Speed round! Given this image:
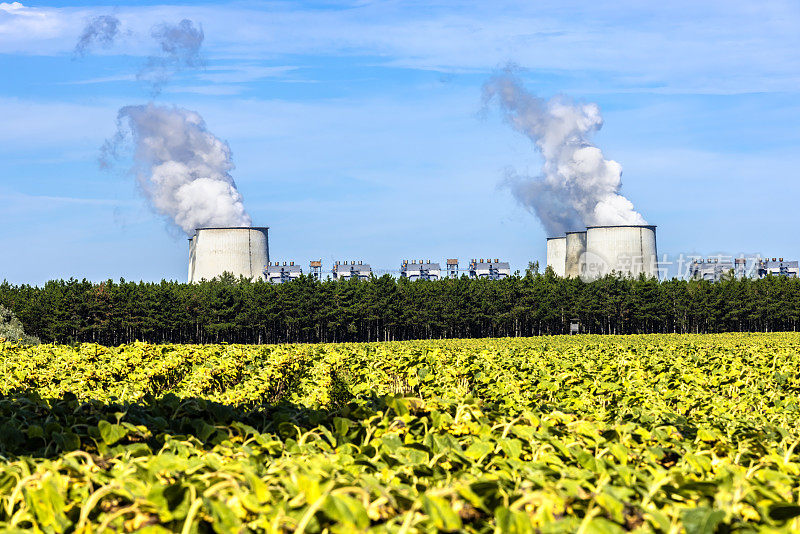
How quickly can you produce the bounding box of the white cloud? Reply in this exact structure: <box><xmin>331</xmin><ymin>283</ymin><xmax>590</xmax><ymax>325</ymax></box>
<box><xmin>0</xmin><ymin>1</ymin><xmax>797</xmax><ymax>93</ymax></box>
<box><xmin>0</xmin><ymin>2</ymin><xmax>25</xmax><ymax>12</ymax></box>
<box><xmin>0</xmin><ymin>2</ymin><xmax>68</xmax><ymax>51</ymax></box>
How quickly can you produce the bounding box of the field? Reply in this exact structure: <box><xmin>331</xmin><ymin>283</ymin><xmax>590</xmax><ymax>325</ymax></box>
<box><xmin>1</xmin><ymin>334</ymin><xmax>799</xmax><ymax>533</ymax></box>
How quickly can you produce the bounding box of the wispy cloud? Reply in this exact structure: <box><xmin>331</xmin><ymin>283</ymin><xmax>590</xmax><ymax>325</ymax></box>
<box><xmin>0</xmin><ymin>191</ymin><xmax>135</xmax><ymax>207</ymax></box>
<box><xmin>59</xmin><ymin>73</ymin><xmax>137</xmax><ymax>85</ymax></box>
<box><xmin>162</xmin><ymin>84</ymin><xmax>247</xmax><ymax>96</ymax></box>
<box><xmin>0</xmin><ymin>2</ymin><xmax>70</xmax><ymax>53</ymax></box>
<box><xmin>56</xmin><ymin>64</ymin><xmax>299</xmax><ymax>90</ymax></box>
<box><xmin>0</xmin><ymin>1</ymin><xmax>798</xmax><ymax>94</ymax></box>
<box><xmin>198</xmin><ymin>65</ymin><xmax>298</xmax><ymax>84</ymax></box>
<box><xmin>157</xmin><ymin>65</ymin><xmax>302</xmax><ymax>94</ymax></box>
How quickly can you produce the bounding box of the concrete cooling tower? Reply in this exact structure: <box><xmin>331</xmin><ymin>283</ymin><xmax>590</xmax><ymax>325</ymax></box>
<box><xmin>188</xmin><ymin>227</ymin><xmax>270</xmax><ymax>283</ymax></box>
<box><xmin>584</xmin><ymin>225</ymin><xmax>658</xmax><ymax>280</ymax></box>
<box><xmin>546</xmin><ymin>237</ymin><xmax>566</xmax><ymax>277</ymax></box>
<box><xmin>565</xmin><ymin>231</ymin><xmax>587</xmax><ymax>278</ymax></box>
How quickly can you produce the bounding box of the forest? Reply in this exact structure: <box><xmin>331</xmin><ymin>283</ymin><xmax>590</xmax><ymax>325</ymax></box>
<box><xmin>1</xmin><ymin>269</ymin><xmax>799</xmax><ymax>345</ymax></box>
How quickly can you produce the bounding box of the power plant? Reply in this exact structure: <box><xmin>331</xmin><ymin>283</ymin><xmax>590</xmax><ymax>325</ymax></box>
<box><xmin>546</xmin><ymin>225</ymin><xmax>659</xmax><ymax>280</ymax></box>
<box><xmin>186</xmin><ymin>229</ymin><xmax>515</xmax><ymax>282</ymax></box>
<box><xmin>185</xmin><ymin>224</ymin><xmax>794</xmax><ymax>285</ymax></box>
<box><xmin>188</xmin><ymin>227</ymin><xmax>269</xmax><ymax>283</ymax></box>
<box><xmin>120</xmin><ymin>66</ymin><xmax>794</xmax><ymax>287</ymax></box>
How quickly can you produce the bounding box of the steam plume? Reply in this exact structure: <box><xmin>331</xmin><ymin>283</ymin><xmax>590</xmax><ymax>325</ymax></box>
<box><xmin>74</xmin><ymin>15</ymin><xmax>120</xmax><ymax>56</ymax></box>
<box><xmin>101</xmin><ymin>103</ymin><xmax>251</xmax><ymax>235</ymax></box>
<box><xmin>138</xmin><ymin>19</ymin><xmax>204</xmax><ymax>94</ymax></box>
<box><xmin>483</xmin><ymin>70</ymin><xmax>646</xmax><ymax>236</ymax></box>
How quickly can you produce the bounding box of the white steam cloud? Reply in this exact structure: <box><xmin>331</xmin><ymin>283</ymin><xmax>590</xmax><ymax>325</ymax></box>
<box><xmin>74</xmin><ymin>15</ymin><xmax>120</xmax><ymax>56</ymax></box>
<box><xmin>101</xmin><ymin>103</ymin><xmax>251</xmax><ymax>235</ymax></box>
<box><xmin>483</xmin><ymin>70</ymin><xmax>646</xmax><ymax>236</ymax></box>
<box><xmin>138</xmin><ymin>19</ymin><xmax>204</xmax><ymax>95</ymax></box>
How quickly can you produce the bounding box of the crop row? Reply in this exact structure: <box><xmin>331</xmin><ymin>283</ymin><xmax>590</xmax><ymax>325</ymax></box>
<box><xmin>0</xmin><ymin>334</ymin><xmax>799</xmax><ymax>532</ymax></box>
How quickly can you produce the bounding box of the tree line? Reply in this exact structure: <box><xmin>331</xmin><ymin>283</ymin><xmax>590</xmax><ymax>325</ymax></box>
<box><xmin>1</xmin><ymin>268</ymin><xmax>799</xmax><ymax>345</ymax></box>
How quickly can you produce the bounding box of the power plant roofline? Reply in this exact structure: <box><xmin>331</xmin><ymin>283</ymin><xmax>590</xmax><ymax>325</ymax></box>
<box><xmin>548</xmin><ymin>224</ymin><xmax>657</xmax><ymax>238</ymax></box>
<box><xmin>194</xmin><ymin>226</ymin><xmax>270</xmax><ymax>231</ymax></box>
<box><xmin>585</xmin><ymin>224</ymin><xmax>656</xmax><ymax>229</ymax></box>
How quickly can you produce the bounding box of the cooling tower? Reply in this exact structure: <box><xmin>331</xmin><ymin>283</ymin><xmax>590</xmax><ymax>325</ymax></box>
<box><xmin>546</xmin><ymin>237</ymin><xmax>566</xmax><ymax>277</ymax></box>
<box><xmin>585</xmin><ymin>225</ymin><xmax>658</xmax><ymax>280</ymax></box>
<box><xmin>188</xmin><ymin>227</ymin><xmax>270</xmax><ymax>283</ymax></box>
<box><xmin>565</xmin><ymin>231</ymin><xmax>587</xmax><ymax>278</ymax></box>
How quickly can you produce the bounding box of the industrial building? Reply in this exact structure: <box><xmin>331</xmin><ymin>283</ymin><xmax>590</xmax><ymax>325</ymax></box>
<box><xmin>689</xmin><ymin>258</ymin><xmax>738</xmax><ymax>282</ymax></box>
<box><xmin>333</xmin><ymin>261</ymin><xmax>372</xmax><ymax>280</ymax></box>
<box><xmin>735</xmin><ymin>258</ymin><xmax>747</xmax><ymax>279</ymax></box>
<box><xmin>756</xmin><ymin>258</ymin><xmax>799</xmax><ymax>278</ymax></box>
<box><xmin>469</xmin><ymin>259</ymin><xmax>511</xmax><ymax>280</ymax></box>
<box><xmin>188</xmin><ymin>227</ymin><xmax>269</xmax><ymax>283</ymax></box>
<box><xmin>265</xmin><ymin>262</ymin><xmax>302</xmax><ymax>284</ymax></box>
<box><xmin>546</xmin><ymin>225</ymin><xmax>659</xmax><ymax>281</ymax></box>
<box><xmin>689</xmin><ymin>257</ymin><xmax>798</xmax><ymax>282</ymax></box>
<box><xmin>183</xmin><ymin>223</ymin><xmax>800</xmax><ymax>286</ymax></box>
<box><xmin>446</xmin><ymin>259</ymin><xmax>459</xmax><ymax>279</ymax></box>
<box><xmin>309</xmin><ymin>260</ymin><xmax>323</xmax><ymax>280</ymax></box>
<box><xmin>400</xmin><ymin>260</ymin><xmax>441</xmax><ymax>281</ymax></box>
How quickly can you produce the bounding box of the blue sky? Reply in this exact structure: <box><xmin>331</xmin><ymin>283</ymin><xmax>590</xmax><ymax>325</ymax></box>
<box><xmin>2</xmin><ymin>0</ymin><xmax>799</xmax><ymax>283</ymax></box>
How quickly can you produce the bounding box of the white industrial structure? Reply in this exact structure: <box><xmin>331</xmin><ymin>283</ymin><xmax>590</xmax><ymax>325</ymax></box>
<box><xmin>446</xmin><ymin>259</ymin><xmax>459</xmax><ymax>279</ymax></box>
<box><xmin>735</xmin><ymin>258</ymin><xmax>747</xmax><ymax>279</ymax></box>
<box><xmin>265</xmin><ymin>261</ymin><xmax>302</xmax><ymax>284</ymax></box>
<box><xmin>756</xmin><ymin>258</ymin><xmax>799</xmax><ymax>278</ymax></box>
<box><xmin>546</xmin><ymin>225</ymin><xmax>658</xmax><ymax>281</ymax></box>
<box><xmin>188</xmin><ymin>227</ymin><xmax>269</xmax><ymax>283</ymax></box>
<box><xmin>309</xmin><ymin>260</ymin><xmax>323</xmax><ymax>280</ymax></box>
<box><xmin>400</xmin><ymin>260</ymin><xmax>441</xmax><ymax>281</ymax></box>
<box><xmin>545</xmin><ymin>238</ymin><xmax>566</xmax><ymax>277</ymax></box>
<box><xmin>469</xmin><ymin>259</ymin><xmax>511</xmax><ymax>280</ymax></box>
<box><xmin>333</xmin><ymin>261</ymin><xmax>372</xmax><ymax>280</ymax></box>
<box><xmin>689</xmin><ymin>258</ymin><xmax>735</xmax><ymax>282</ymax></box>
<box><xmin>585</xmin><ymin>225</ymin><xmax>658</xmax><ymax>279</ymax></box>
<box><xmin>565</xmin><ymin>231</ymin><xmax>587</xmax><ymax>278</ymax></box>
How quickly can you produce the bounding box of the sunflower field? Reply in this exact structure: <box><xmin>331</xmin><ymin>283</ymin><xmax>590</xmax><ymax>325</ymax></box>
<box><xmin>0</xmin><ymin>333</ymin><xmax>799</xmax><ymax>532</ymax></box>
